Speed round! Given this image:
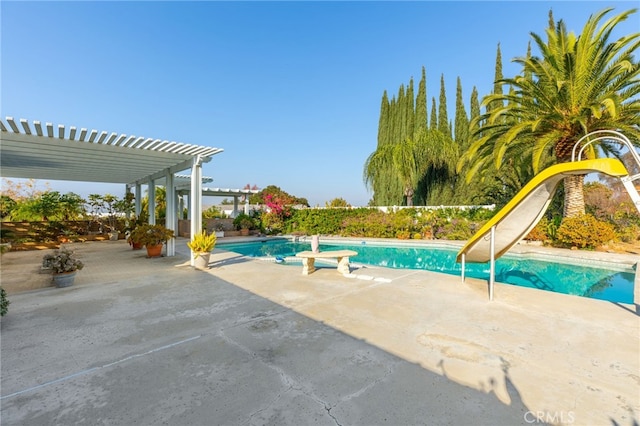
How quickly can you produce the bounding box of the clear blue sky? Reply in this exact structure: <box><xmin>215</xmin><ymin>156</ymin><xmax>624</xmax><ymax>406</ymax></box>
<box><xmin>2</xmin><ymin>1</ymin><xmax>638</xmax><ymax>206</ymax></box>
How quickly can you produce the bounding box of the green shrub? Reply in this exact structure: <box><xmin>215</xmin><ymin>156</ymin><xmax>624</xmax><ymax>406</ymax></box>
<box><xmin>233</xmin><ymin>213</ymin><xmax>254</xmax><ymax>230</ymax></box>
<box><xmin>546</xmin><ymin>216</ymin><xmax>562</xmax><ymax>241</ymax></box>
<box><xmin>202</xmin><ymin>205</ymin><xmax>226</xmax><ymax>219</ymax></box>
<box><xmin>261</xmin><ymin>211</ymin><xmax>284</xmax><ymax>235</ymax></box>
<box><xmin>283</xmin><ymin>207</ymin><xmax>495</xmax><ymax>241</ymax></box>
<box><xmin>287</xmin><ymin>208</ymin><xmax>375</xmax><ymax>236</ymax></box>
<box><xmin>391</xmin><ymin>209</ymin><xmax>418</xmax><ymax>233</ymax></box>
<box><xmin>1</xmin><ymin>287</ymin><xmax>9</xmax><ymax>316</ymax></box>
<box><xmin>611</xmin><ymin>211</ymin><xmax>640</xmax><ymax>243</ymax></box>
<box><xmin>431</xmin><ymin>217</ymin><xmax>476</xmax><ymax>240</ymax></box>
<box><xmin>555</xmin><ymin>214</ymin><xmax>617</xmax><ymax>249</ymax></box>
<box><xmin>616</xmin><ymin>222</ymin><xmax>640</xmax><ymax>243</ymax></box>
<box><xmin>341</xmin><ymin>210</ymin><xmax>397</xmax><ymax>238</ymax></box>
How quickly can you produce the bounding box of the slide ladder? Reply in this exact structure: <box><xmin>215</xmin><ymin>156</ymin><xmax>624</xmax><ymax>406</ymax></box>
<box><xmin>572</xmin><ymin>130</ymin><xmax>640</xmax><ymax>214</ymax></box>
<box><xmin>457</xmin><ymin>130</ymin><xmax>640</xmax><ymax>300</ymax></box>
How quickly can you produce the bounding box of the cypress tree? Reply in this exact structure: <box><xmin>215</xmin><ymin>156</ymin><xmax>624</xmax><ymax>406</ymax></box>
<box><xmin>405</xmin><ymin>77</ymin><xmax>415</xmax><ymax>142</ymax></box>
<box><xmin>396</xmin><ymin>85</ymin><xmax>406</xmax><ymax>145</ymax></box>
<box><xmin>437</xmin><ymin>74</ymin><xmax>450</xmax><ymax>138</ymax></box>
<box><xmin>469</xmin><ymin>86</ymin><xmax>480</xmax><ymax>125</ymax></box>
<box><xmin>368</xmin><ymin>70</ymin><xmax>472</xmax><ymax>206</ymax></box>
<box><xmin>415</xmin><ymin>67</ymin><xmax>428</xmax><ymax>135</ymax></box>
<box><xmin>372</xmin><ymin>91</ymin><xmax>391</xmax><ymax>204</ymax></box>
<box><xmin>468</xmin><ymin>86</ymin><xmax>481</xmax><ymax>138</ymax></box>
<box><xmin>386</xmin><ymin>89</ymin><xmax>404</xmax><ymax>205</ymax></box>
<box><xmin>377</xmin><ymin>90</ymin><xmax>390</xmax><ymax>146</ymax></box>
<box><xmin>388</xmin><ymin>96</ymin><xmax>398</xmax><ymax>146</ymax></box>
<box><xmin>487</xmin><ymin>43</ymin><xmax>504</xmax><ymax>113</ymax></box>
<box><xmin>454</xmin><ymin>76</ymin><xmax>469</xmax><ymax>147</ymax></box>
<box><xmin>430</xmin><ymin>97</ymin><xmax>438</xmax><ymax>131</ymax></box>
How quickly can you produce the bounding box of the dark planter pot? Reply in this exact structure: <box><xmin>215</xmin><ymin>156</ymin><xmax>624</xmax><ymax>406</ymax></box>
<box><xmin>146</xmin><ymin>244</ymin><xmax>163</xmax><ymax>258</ymax></box>
<box><xmin>52</xmin><ymin>271</ymin><xmax>77</xmax><ymax>288</ymax></box>
<box><xmin>131</xmin><ymin>241</ymin><xmax>143</xmax><ymax>250</ymax></box>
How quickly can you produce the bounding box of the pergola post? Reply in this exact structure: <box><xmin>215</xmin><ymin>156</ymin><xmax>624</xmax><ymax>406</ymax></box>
<box><xmin>165</xmin><ymin>171</ymin><xmax>175</xmax><ymax>257</ymax></box>
<box><xmin>148</xmin><ymin>180</ymin><xmax>156</xmax><ymax>225</ymax></box>
<box><xmin>135</xmin><ymin>184</ymin><xmax>142</xmax><ymax>218</ymax></box>
<box><xmin>178</xmin><ymin>195</ymin><xmax>185</xmax><ymax>220</ymax></box>
<box><xmin>190</xmin><ymin>156</ymin><xmax>204</xmax><ymax>266</ymax></box>
<box><xmin>232</xmin><ymin>196</ymin><xmax>239</xmax><ymax>218</ymax></box>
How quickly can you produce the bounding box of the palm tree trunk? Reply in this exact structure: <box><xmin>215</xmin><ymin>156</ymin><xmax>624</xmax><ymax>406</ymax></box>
<box><xmin>563</xmin><ymin>175</ymin><xmax>586</xmax><ymax>218</ymax></box>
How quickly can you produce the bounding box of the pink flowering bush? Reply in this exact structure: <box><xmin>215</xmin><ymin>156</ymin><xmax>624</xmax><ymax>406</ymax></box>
<box><xmin>261</xmin><ymin>194</ymin><xmax>293</xmax><ymax>234</ymax></box>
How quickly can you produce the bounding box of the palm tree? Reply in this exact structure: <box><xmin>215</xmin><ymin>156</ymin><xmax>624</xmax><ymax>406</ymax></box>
<box><xmin>460</xmin><ymin>8</ymin><xmax>640</xmax><ymax>218</ymax></box>
<box><xmin>364</xmin><ymin>129</ymin><xmax>456</xmax><ymax>206</ymax></box>
<box><xmin>141</xmin><ymin>186</ymin><xmax>167</xmax><ymax>221</ymax></box>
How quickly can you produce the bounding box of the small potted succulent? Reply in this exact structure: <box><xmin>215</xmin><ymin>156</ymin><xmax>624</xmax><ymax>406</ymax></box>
<box><xmin>214</xmin><ymin>223</ymin><xmax>225</xmax><ymax>239</ymax></box>
<box><xmin>187</xmin><ymin>230</ymin><xmax>217</xmax><ymax>270</ymax></box>
<box><xmin>42</xmin><ymin>247</ymin><xmax>84</xmax><ymax>288</ymax></box>
<box><xmin>129</xmin><ymin>224</ymin><xmax>175</xmax><ymax>257</ymax></box>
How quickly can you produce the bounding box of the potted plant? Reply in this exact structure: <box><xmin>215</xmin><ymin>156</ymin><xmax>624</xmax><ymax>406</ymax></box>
<box><xmin>125</xmin><ymin>211</ymin><xmax>148</xmax><ymax>250</ymax></box>
<box><xmin>129</xmin><ymin>224</ymin><xmax>174</xmax><ymax>257</ymax></box>
<box><xmin>42</xmin><ymin>247</ymin><xmax>84</xmax><ymax>288</ymax></box>
<box><xmin>233</xmin><ymin>213</ymin><xmax>254</xmax><ymax>236</ymax></box>
<box><xmin>214</xmin><ymin>223</ymin><xmax>225</xmax><ymax>239</ymax></box>
<box><xmin>187</xmin><ymin>230</ymin><xmax>217</xmax><ymax>270</ymax></box>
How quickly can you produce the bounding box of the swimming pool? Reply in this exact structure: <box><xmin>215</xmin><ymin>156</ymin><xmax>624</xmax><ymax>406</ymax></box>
<box><xmin>218</xmin><ymin>239</ymin><xmax>637</xmax><ymax>304</ymax></box>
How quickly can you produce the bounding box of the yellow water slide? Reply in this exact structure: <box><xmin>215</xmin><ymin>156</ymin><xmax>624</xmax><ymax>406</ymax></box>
<box><xmin>455</xmin><ymin>158</ymin><xmax>629</xmax><ymax>265</ymax></box>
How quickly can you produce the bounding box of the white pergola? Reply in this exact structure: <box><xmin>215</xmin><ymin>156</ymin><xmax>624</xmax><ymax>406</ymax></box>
<box><xmin>177</xmin><ymin>186</ymin><xmax>260</xmax><ymax>218</ymax></box>
<box><xmin>0</xmin><ymin>117</ymin><xmax>223</xmax><ymax>259</ymax></box>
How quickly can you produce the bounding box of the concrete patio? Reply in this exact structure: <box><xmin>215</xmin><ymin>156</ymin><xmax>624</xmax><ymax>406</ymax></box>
<box><xmin>1</xmin><ymin>238</ymin><xmax>638</xmax><ymax>425</ymax></box>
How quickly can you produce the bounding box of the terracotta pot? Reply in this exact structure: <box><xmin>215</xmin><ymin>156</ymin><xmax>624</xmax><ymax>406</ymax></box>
<box><xmin>240</xmin><ymin>228</ymin><xmax>250</xmax><ymax>236</ymax></box>
<box><xmin>146</xmin><ymin>244</ymin><xmax>163</xmax><ymax>258</ymax></box>
<box><xmin>131</xmin><ymin>241</ymin><xmax>143</xmax><ymax>250</ymax></box>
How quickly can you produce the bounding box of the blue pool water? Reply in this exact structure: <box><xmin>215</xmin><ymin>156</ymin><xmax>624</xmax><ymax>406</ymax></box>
<box><xmin>218</xmin><ymin>239</ymin><xmax>636</xmax><ymax>304</ymax></box>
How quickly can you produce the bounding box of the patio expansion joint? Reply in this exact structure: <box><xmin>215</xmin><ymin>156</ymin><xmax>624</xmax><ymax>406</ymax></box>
<box><xmin>0</xmin><ymin>335</ymin><xmax>203</xmax><ymax>401</ymax></box>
